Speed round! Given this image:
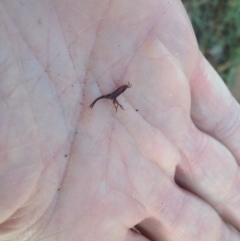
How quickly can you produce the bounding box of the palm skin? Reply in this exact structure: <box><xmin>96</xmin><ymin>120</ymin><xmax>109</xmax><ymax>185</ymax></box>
<box><xmin>1</xmin><ymin>0</ymin><xmax>240</xmax><ymax>241</ymax></box>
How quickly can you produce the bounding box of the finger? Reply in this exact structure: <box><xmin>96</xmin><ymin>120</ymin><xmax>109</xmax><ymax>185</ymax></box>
<box><xmin>175</xmin><ymin>122</ymin><xmax>240</xmax><ymax>231</ymax></box>
<box><xmin>134</xmin><ymin>178</ymin><xmax>240</xmax><ymax>241</ymax></box>
<box><xmin>190</xmin><ymin>54</ymin><xmax>240</xmax><ymax>164</ymax></box>
<box><xmin>114</xmin><ymin>153</ymin><xmax>240</xmax><ymax>241</ymax></box>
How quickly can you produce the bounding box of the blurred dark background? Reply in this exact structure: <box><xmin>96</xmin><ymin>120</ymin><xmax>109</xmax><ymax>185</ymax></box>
<box><xmin>182</xmin><ymin>0</ymin><xmax>240</xmax><ymax>101</ymax></box>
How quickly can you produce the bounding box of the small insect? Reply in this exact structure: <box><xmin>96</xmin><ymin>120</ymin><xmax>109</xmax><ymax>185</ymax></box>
<box><xmin>89</xmin><ymin>82</ymin><xmax>132</xmax><ymax>112</ymax></box>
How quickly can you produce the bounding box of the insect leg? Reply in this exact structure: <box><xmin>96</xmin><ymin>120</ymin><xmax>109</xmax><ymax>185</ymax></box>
<box><xmin>113</xmin><ymin>99</ymin><xmax>124</xmax><ymax>112</ymax></box>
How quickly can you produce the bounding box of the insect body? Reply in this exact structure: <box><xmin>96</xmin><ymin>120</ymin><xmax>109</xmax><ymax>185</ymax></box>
<box><xmin>89</xmin><ymin>82</ymin><xmax>132</xmax><ymax>112</ymax></box>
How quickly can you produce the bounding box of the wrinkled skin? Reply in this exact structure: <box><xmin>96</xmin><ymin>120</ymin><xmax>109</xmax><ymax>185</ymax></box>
<box><xmin>1</xmin><ymin>0</ymin><xmax>240</xmax><ymax>240</ymax></box>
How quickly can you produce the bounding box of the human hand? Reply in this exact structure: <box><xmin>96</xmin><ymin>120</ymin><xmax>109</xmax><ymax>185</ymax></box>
<box><xmin>1</xmin><ymin>0</ymin><xmax>240</xmax><ymax>240</ymax></box>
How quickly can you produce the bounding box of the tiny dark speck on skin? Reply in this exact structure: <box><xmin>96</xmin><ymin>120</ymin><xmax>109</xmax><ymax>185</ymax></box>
<box><xmin>65</xmin><ymin>154</ymin><xmax>68</xmax><ymax>157</ymax></box>
<box><xmin>75</xmin><ymin>132</ymin><xmax>78</xmax><ymax>134</ymax></box>
<box><xmin>58</xmin><ymin>188</ymin><xmax>60</xmax><ymax>191</ymax></box>
<box><xmin>136</xmin><ymin>109</ymin><xmax>138</xmax><ymax>112</ymax></box>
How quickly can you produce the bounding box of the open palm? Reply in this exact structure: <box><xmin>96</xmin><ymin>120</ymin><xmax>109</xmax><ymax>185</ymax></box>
<box><xmin>1</xmin><ymin>0</ymin><xmax>240</xmax><ymax>240</ymax></box>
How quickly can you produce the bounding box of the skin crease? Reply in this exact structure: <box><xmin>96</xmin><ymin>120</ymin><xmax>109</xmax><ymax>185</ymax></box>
<box><xmin>0</xmin><ymin>0</ymin><xmax>240</xmax><ymax>241</ymax></box>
